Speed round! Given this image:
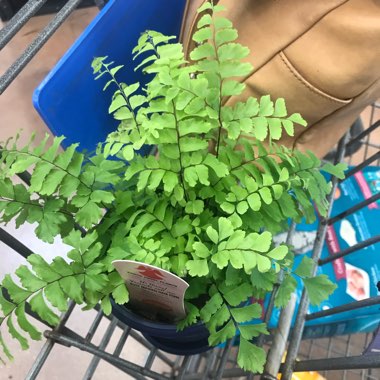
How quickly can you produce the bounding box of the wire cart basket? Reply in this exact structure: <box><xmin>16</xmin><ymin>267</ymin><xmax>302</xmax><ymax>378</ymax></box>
<box><xmin>0</xmin><ymin>1</ymin><xmax>379</xmax><ymax>379</ymax></box>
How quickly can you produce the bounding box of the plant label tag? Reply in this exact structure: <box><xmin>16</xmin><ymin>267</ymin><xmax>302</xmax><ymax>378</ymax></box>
<box><xmin>112</xmin><ymin>260</ymin><xmax>189</xmax><ymax>322</ymax></box>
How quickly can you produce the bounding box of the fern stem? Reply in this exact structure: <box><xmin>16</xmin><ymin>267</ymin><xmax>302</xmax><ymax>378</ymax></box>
<box><xmin>215</xmin><ymin>79</ymin><xmax>223</xmax><ymax>158</ymax></box>
<box><xmin>102</xmin><ymin>64</ymin><xmax>140</xmax><ymax>133</ymax></box>
<box><xmin>214</xmin><ymin>284</ymin><xmax>241</xmax><ymax>332</ymax></box>
<box><xmin>177</xmin><ymin>86</ymin><xmax>214</xmax><ymax>110</ymax></box>
<box><xmin>212</xmin><ymin>153</ymin><xmax>272</xmax><ymax>187</ymax></box>
<box><xmin>0</xmin><ymin>271</ymin><xmax>86</xmax><ymax>323</ymax></box>
<box><xmin>209</xmin><ymin>8</ymin><xmax>224</xmax><ymax>158</ymax></box>
<box><xmin>171</xmin><ymin>100</ymin><xmax>189</xmax><ymax>202</ymax></box>
<box><xmin>147</xmin><ymin>34</ymin><xmax>161</xmax><ymax>59</ymax></box>
<box><xmin>1</xmin><ymin>148</ymin><xmax>109</xmax><ymax>210</ymax></box>
<box><xmin>0</xmin><ymin>196</ymin><xmax>74</xmax><ymax>219</ymax></box>
<box><xmin>2</xmin><ymin>149</ymin><xmax>92</xmax><ymax>192</ymax></box>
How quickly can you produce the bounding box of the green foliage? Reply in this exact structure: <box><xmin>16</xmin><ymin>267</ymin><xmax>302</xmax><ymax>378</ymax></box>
<box><xmin>0</xmin><ymin>135</ymin><xmax>122</xmax><ymax>238</ymax></box>
<box><xmin>0</xmin><ymin>230</ymin><xmax>126</xmax><ymax>357</ymax></box>
<box><xmin>238</xmin><ymin>338</ymin><xmax>267</xmax><ymax>374</ymax></box>
<box><xmin>0</xmin><ymin>0</ymin><xmax>342</xmax><ymax>374</ymax></box>
<box><xmin>274</xmin><ymin>274</ymin><xmax>298</xmax><ymax>308</ymax></box>
<box><xmin>303</xmin><ymin>275</ymin><xmax>338</xmax><ymax>306</ymax></box>
<box><xmin>321</xmin><ymin>162</ymin><xmax>347</xmax><ymax>180</ymax></box>
<box><xmin>294</xmin><ymin>256</ymin><xmax>315</xmax><ymax>278</ymax></box>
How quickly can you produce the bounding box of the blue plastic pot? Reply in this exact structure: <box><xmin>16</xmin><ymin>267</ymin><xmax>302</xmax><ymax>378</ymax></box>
<box><xmin>110</xmin><ymin>299</ymin><xmax>211</xmax><ymax>355</ymax></box>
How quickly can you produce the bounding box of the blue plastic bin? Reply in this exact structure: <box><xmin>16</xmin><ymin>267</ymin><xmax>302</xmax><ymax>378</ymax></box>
<box><xmin>33</xmin><ymin>0</ymin><xmax>187</xmax><ymax>154</ymax></box>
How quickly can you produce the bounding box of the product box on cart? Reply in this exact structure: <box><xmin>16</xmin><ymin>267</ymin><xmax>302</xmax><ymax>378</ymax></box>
<box><xmin>268</xmin><ymin>166</ymin><xmax>380</xmax><ymax>338</ymax></box>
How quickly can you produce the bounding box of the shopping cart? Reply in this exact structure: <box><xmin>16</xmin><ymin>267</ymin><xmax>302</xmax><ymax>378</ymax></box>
<box><xmin>0</xmin><ymin>1</ymin><xmax>379</xmax><ymax>379</ymax></box>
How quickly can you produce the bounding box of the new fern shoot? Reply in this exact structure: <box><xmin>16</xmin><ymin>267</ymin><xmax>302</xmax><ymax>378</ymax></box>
<box><xmin>0</xmin><ymin>1</ymin><xmax>345</xmax><ymax>374</ymax></box>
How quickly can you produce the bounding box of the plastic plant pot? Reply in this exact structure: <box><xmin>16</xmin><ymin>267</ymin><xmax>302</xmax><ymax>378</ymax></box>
<box><xmin>110</xmin><ymin>298</ymin><xmax>211</xmax><ymax>356</ymax></box>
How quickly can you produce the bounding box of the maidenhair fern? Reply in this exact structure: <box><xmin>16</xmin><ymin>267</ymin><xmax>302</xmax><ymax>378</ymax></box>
<box><xmin>0</xmin><ymin>1</ymin><xmax>344</xmax><ymax>374</ymax></box>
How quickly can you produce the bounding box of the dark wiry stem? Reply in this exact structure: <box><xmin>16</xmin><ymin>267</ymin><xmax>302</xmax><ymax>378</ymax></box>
<box><xmin>211</xmin><ymin>15</ymin><xmax>224</xmax><ymax>158</ymax></box>
<box><xmin>171</xmin><ymin>101</ymin><xmax>189</xmax><ymax>202</ymax></box>
<box><xmin>0</xmin><ymin>196</ymin><xmax>74</xmax><ymax>219</ymax></box>
<box><xmin>102</xmin><ymin>64</ymin><xmax>140</xmax><ymax>133</ymax></box>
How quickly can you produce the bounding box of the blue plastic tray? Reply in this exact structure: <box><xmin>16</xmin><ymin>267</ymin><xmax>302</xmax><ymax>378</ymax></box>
<box><xmin>33</xmin><ymin>0</ymin><xmax>187</xmax><ymax>154</ymax></box>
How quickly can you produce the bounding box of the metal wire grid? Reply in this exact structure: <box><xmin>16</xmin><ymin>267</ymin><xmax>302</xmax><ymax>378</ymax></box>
<box><xmin>1</xmin><ymin>1</ymin><xmax>380</xmax><ymax>379</ymax></box>
<box><xmin>297</xmin><ymin>334</ymin><xmax>379</xmax><ymax>380</ymax></box>
<box><xmin>0</xmin><ymin>0</ymin><xmax>106</xmax><ymax>94</ymax></box>
<box><xmin>293</xmin><ymin>104</ymin><xmax>380</xmax><ymax>380</ymax></box>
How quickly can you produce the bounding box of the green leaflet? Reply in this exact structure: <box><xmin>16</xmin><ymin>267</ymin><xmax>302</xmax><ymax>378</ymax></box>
<box><xmin>267</xmin><ymin>245</ymin><xmax>288</xmax><ymax>260</ymax></box>
<box><xmin>273</xmin><ymin>98</ymin><xmax>287</xmax><ymax>117</ymax></box>
<box><xmin>215</xmin><ymin>28</ymin><xmax>238</xmax><ymax>47</ymax></box>
<box><xmin>217</xmin><ymin>217</ymin><xmax>234</xmax><ymax>241</ymax></box>
<box><xmin>7</xmin><ymin>155</ymin><xmax>39</xmax><ymax>176</ymax></box>
<box><xmin>100</xmin><ymin>296</ymin><xmax>112</xmax><ymax>316</ymax></box>
<box><xmin>239</xmin><ymin>323</ymin><xmax>269</xmax><ymax>340</ymax></box>
<box><xmin>211</xmin><ymin>250</ymin><xmax>230</xmax><ymax>269</ymax></box>
<box><xmin>15</xmin><ymin>265</ymin><xmax>46</xmax><ymax>292</ymax></box>
<box><xmin>321</xmin><ymin>162</ymin><xmax>347</xmax><ymax>180</ymax></box>
<box><xmin>197</xmin><ymin>14</ymin><xmax>212</xmax><ymax>28</ymax></box>
<box><xmin>35</xmin><ymin>211</ymin><xmax>67</xmax><ymax>243</ymax></box>
<box><xmin>208</xmin><ymin>319</ymin><xmax>235</xmax><ymax>346</ymax></box>
<box><xmin>214</xmin><ymin>16</ymin><xmax>232</xmax><ymax>30</ymax></box>
<box><xmin>256</xmin><ymin>255</ymin><xmax>271</xmax><ymax>273</ymax></box>
<box><xmin>7</xmin><ymin>316</ymin><xmax>28</xmax><ymax>350</ymax></box>
<box><xmin>218</xmin><ymin>43</ymin><xmax>249</xmax><ymax>62</ymax></box>
<box><xmin>230</xmin><ymin>303</ymin><xmax>262</xmax><ymax>323</ymax></box>
<box><xmin>200</xmin><ymin>293</ymin><xmax>223</xmax><ymax>323</ymax></box>
<box><xmin>197</xmin><ymin>1</ymin><xmax>212</xmax><ymax>12</ymax></box>
<box><xmin>192</xmin><ymin>27</ymin><xmax>212</xmax><ymax>44</ymax></box>
<box><xmin>274</xmin><ymin>275</ymin><xmax>297</xmax><ymax>308</ymax></box>
<box><xmin>237</xmin><ymin>338</ymin><xmax>266</xmax><ymax>374</ymax></box>
<box><xmin>250</xmin><ymin>231</ymin><xmax>272</xmax><ymax>252</ymax></box>
<box><xmin>222</xmin><ymin>283</ymin><xmax>252</xmax><ymax>307</ymax></box>
<box><xmin>0</xmin><ymin>290</ymin><xmax>17</xmax><ymax>316</ymax></box>
<box><xmin>180</xmin><ymin>137</ymin><xmax>208</xmax><ymax>153</ymax></box>
<box><xmin>186</xmin><ymin>259</ymin><xmax>209</xmax><ymax>277</ymax></box>
<box><xmin>294</xmin><ymin>256</ymin><xmax>315</xmax><ymax>278</ymax></box>
<box><xmin>112</xmin><ymin>283</ymin><xmax>129</xmax><ymax>305</ymax></box>
<box><xmin>225</xmin><ymin>265</ymin><xmax>243</xmax><ymax>286</ymax></box>
<box><xmin>177</xmin><ymin>303</ymin><xmax>200</xmax><ymax>330</ymax></box>
<box><xmin>236</xmin><ymin>201</ymin><xmax>249</xmax><ymax>214</ymax></box>
<box><xmin>15</xmin><ymin>305</ymin><xmax>41</xmax><ymax>341</ymax></box>
<box><xmin>251</xmin><ymin>268</ymin><xmax>277</xmax><ymax>291</ymax></box>
<box><xmin>190</xmin><ymin>43</ymin><xmax>216</xmax><ymax>60</ymax></box>
<box><xmin>207</xmin><ymin>304</ymin><xmax>230</xmax><ymax>332</ymax></box>
<box><xmin>2</xmin><ymin>275</ymin><xmax>31</xmax><ymax>304</ymax></box>
<box><xmin>303</xmin><ymin>275</ymin><xmax>337</xmax><ymax>306</ymax></box>
<box><xmin>44</xmin><ymin>282</ymin><xmax>69</xmax><ymax>312</ymax></box>
<box><xmin>50</xmin><ymin>257</ymin><xmax>74</xmax><ymax>277</ymax></box>
<box><xmin>59</xmin><ymin>277</ymin><xmax>84</xmax><ymax>304</ymax></box>
<box><xmin>0</xmin><ymin>331</ymin><xmax>13</xmax><ymax>360</ymax></box>
<box><xmin>247</xmin><ymin>193</ymin><xmax>261</xmax><ymax>211</ymax></box>
<box><xmin>193</xmin><ymin>242</ymin><xmax>211</xmax><ymax>259</ymax></box>
<box><xmin>75</xmin><ymin>201</ymin><xmax>103</xmax><ymax>229</ymax></box>
<box><xmin>219</xmin><ymin>61</ymin><xmax>252</xmax><ymax>79</ymax></box>
<box><xmin>183</xmin><ymin>167</ymin><xmax>199</xmax><ymax>187</ymax></box>
<box><xmin>288</xmin><ymin>112</ymin><xmax>307</xmax><ymax>126</ymax></box>
<box><xmin>206</xmin><ymin>226</ymin><xmax>219</xmax><ymax>244</ymax></box>
<box><xmin>29</xmin><ymin>291</ymin><xmax>60</xmax><ymax>326</ymax></box>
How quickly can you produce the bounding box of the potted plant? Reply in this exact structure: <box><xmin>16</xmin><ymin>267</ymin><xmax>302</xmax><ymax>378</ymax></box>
<box><xmin>0</xmin><ymin>1</ymin><xmax>345</xmax><ymax>374</ymax></box>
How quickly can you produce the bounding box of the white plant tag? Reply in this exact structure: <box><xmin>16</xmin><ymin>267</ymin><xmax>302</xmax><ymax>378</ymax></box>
<box><xmin>112</xmin><ymin>260</ymin><xmax>189</xmax><ymax>322</ymax></box>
